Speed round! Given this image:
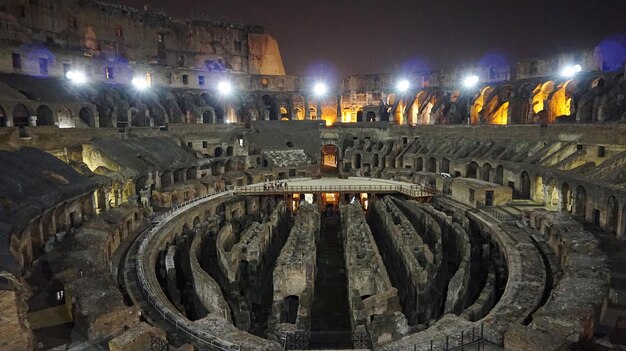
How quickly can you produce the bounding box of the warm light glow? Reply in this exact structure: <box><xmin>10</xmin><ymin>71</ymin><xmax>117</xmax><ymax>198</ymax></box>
<box><xmin>218</xmin><ymin>81</ymin><xmax>233</xmax><ymax>95</ymax></box>
<box><xmin>66</xmin><ymin>70</ymin><xmax>87</xmax><ymax>84</ymax></box>
<box><xmin>561</xmin><ymin>64</ymin><xmax>582</xmax><ymax>78</ymax></box>
<box><xmin>463</xmin><ymin>75</ymin><xmax>480</xmax><ymax>88</ymax></box>
<box><xmin>313</xmin><ymin>83</ymin><xmax>327</xmax><ymax>97</ymax></box>
<box><xmin>397</xmin><ymin>79</ymin><xmax>410</xmax><ymax>93</ymax></box>
<box><xmin>132</xmin><ymin>76</ymin><xmax>149</xmax><ymax>90</ymax></box>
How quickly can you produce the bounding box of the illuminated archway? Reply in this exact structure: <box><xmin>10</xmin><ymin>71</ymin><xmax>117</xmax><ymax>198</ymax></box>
<box><xmin>532</xmin><ymin>81</ymin><xmax>555</xmax><ymax>116</ymax></box>
<box><xmin>470</xmin><ymin>87</ymin><xmax>493</xmax><ymax>125</ymax></box>
<box><xmin>321</xmin><ymin>144</ymin><xmax>338</xmax><ymax>170</ymax></box>
<box><xmin>321</xmin><ymin>107</ymin><xmax>336</xmax><ymax>126</ymax></box>
<box><xmin>547</xmin><ymin>80</ymin><xmax>574</xmax><ymax>123</ymax></box>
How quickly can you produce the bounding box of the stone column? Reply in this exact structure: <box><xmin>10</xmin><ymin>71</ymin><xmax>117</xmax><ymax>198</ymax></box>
<box><xmin>304</xmin><ymin>95</ymin><xmax>310</xmax><ymax>120</ymax></box>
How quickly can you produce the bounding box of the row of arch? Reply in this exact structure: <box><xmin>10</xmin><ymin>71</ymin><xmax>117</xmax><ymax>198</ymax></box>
<box><xmin>0</xmin><ymin>103</ymin><xmax>95</xmax><ymax>128</ymax></box>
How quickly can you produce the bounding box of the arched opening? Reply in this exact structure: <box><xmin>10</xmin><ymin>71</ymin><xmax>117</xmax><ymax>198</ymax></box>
<box><xmin>426</xmin><ymin>157</ymin><xmax>437</xmax><ymax>173</ymax></box>
<box><xmin>531</xmin><ymin>81</ymin><xmax>555</xmax><ymax>123</ymax></box>
<box><xmin>79</xmin><ymin>107</ymin><xmax>93</xmax><ymax>126</ymax></box>
<box><xmin>193</xmin><ymin>216</ymin><xmax>201</xmax><ymax>228</ymax></box>
<box><xmin>281</xmin><ymin>296</ymin><xmax>299</xmax><ymax>324</ymax></box>
<box><xmin>295</xmin><ymin>108</ymin><xmax>304</xmax><ymax>120</ymax></box>
<box><xmin>607</xmin><ymin>196</ymin><xmax>619</xmax><ymax>233</ymax></box>
<box><xmin>57</xmin><ymin>106</ymin><xmax>74</xmax><ymax>128</ymax></box>
<box><xmin>520</xmin><ymin>171</ymin><xmax>531</xmax><ymax>199</ymax></box>
<box><xmin>262</xmin><ymin>94</ymin><xmax>278</xmax><ymax>120</ymax></box>
<box><xmin>354</xmin><ymin>154</ymin><xmax>362</xmax><ymax>169</ymax></box>
<box><xmin>414</xmin><ymin>157</ymin><xmax>423</xmax><ymax>171</ymax></box>
<box><xmin>212</xmin><ymin>161</ymin><xmax>224</xmax><ymax>176</ymax></box>
<box><xmin>470</xmin><ymin>87</ymin><xmax>493</xmax><ymax>125</ymax></box>
<box><xmin>366</xmin><ymin>111</ymin><xmax>376</xmax><ymax>122</ymax></box>
<box><xmin>280</xmin><ymin>106</ymin><xmax>289</xmax><ymax>120</ymax></box>
<box><xmin>482</xmin><ymin>163</ymin><xmax>492</xmax><ymax>182</ymax></box>
<box><xmin>0</xmin><ymin>105</ymin><xmax>6</xmax><ymax>127</ymax></box>
<box><xmin>309</xmin><ymin>107</ymin><xmax>317</xmax><ymax>120</ymax></box>
<box><xmin>322</xmin><ymin>144</ymin><xmax>338</xmax><ymax>171</ymax></box>
<box><xmin>466</xmin><ymin>162</ymin><xmax>478</xmax><ymax>178</ymax></box>
<box><xmin>12</xmin><ymin>104</ymin><xmax>30</xmax><ymax>127</ymax></box>
<box><xmin>226</xmin><ymin>146</ymin><xmax>234</xmax><ymax>157</ymax></box>
<box><xmin>174</xmin><ymin>169</ymin><xmax>185</xmax><ymax>183</ymax></box>
<box><xmin>36</xmin><ymin>105</ymin><xmax>54</xmax><ymax>126</ymax></box>
<box><xmin>161</xmin><ymin>171</ymin><xmax>172</xmax><ymax>189</ymax></box>
<box><xmin>356</xmin><ymin>110</ymin><xmax>364</xmax><ymax>122</ymax></box>
<box><xmin>202</xmin><ymin>110</ymin><xmax>215</xmax><ymax>124</ymax></box>
<box><xmin>561</xmin><ymin>183</ymin><xmax>571</xmax><ymax>212</ymax></box>
<box><xmin>575</xmin><ymin>186</ymin><xmax>587</xmax><ymax>218</ymax></box>
<box><xmin>186</xmin><ymin>167</ymin><xmax>197</xmax><ymax>181</ymax></box>
<box><xmin>494</xmin><ymin>165</ymin><xmax>504</xmax><ymax>185</ymax></box>
<box><xmin>214</xmin><ymin>147</ymin><xmax>223</xmax><ymax>157</ymax></box>
<box><xmin>322</xmin><ymin>107</ymin><xmax>336</xmax><ymax>126</ymax></box>
<box><xmin>548</xmin><ymin>80</ymin><xmax>574</xmax><ymax>122</ymax></box>
<box><xmin>373</xmin><ymin>154</ymin><xmax>379</xmax><ymax>168</ymax></box>
<box><xmin>533</xmin><ymin>175</ymin><xmax>545</xmax><ymax>203</ymax></box>
<box><xmin>440</xmin><ymin>158</ymin><xmax>450</xmax><ymax>174</ymax></box>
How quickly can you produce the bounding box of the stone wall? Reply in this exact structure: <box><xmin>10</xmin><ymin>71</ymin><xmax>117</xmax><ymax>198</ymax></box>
<box><xmin>340</xmin><ymin>202</ymin><xmax>408</xmax><ymax>344</ymax></box>
<box><xmin>268</xmin><ymin>203</ymin><xmax>319</xmax><ymax>340</ymax></box>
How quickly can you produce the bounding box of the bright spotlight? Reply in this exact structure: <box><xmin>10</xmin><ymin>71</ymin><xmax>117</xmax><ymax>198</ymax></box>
<box><xmin>561</xmin><ymin>64</ymin><xmax>582</xmax><ymax>78</ymax></box>
<box><xmin>397</xmin><ymin>79</ymin><xmax>410</xmax><ymax>93</ymax></box>
<box><xmin>218</xmin><ymin>81</ymin><xmax>233</xmax><ymax>95</ymax></box>
<box><xmin>463</xmin><ymin>75</ymin><xmax>479</xmax><ymax>88</ymax></box>
<box><xmin>131</xmin><ymin>77</ymin><xmax>149</xmax><ymax>90</ymax></box>
<box><xmin>313</xmin><ymin>83</ymin><xmax>327</xmax><ymax>97</ymax></box>
<box><xmin>66</xmin><ymin>70</ymin><xmax>87</xmax><ymax>84</ymax></box>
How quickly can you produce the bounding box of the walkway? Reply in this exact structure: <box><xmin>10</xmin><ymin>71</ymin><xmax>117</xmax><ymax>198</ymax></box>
<box><xmin>233</xmin><ymin>177</ymin><xmax>436</xmax><ymax>199</ymax></box>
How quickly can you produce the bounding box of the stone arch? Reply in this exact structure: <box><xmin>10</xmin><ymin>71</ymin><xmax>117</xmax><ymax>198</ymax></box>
<box><xmin>79</xmin><ymin>107</ymin><xmax>94</xmax><ymax>127</ymax></box>
<box><xmin>186</xmin><ymin>167</ymin><xmax>197</xmax><ymax>181</ymax></box>
<box><xmin>356</xmin><ymin>110</ymin><xmax>364</xmax><ymax>122</ymax></box>
<box><xmin>202</xmin><ymin>109</ymin><xmax>216</xmax><ymax>124</ymax></box>
<box><xmin>366</xmin><ymin>111</ymin><xmax>376</xmax><ymax>122</ymax></box>
<box><xmin>520</xmin><ymin>171</ymin><xmax>531</xmax><ymax>199</ymax></box>
<box><xmin>415</xmin><ymin>157</ymin><xmax>424</xmax><ymax>171</ymax></box>
<box><xmin>174</xmin><ymin>168</ymin><xmax>185</xmax><ymax>183</ymax></box>
<box><xmin>494</xmin><ymin>165</ymin><xmax>504</xmax><ymax>185</ymax></box>
<box><xmin>470</xmin><ymin>86</ymin><xmax>493</xmax><ymax>124</ymax></box>
<box><xmin>426</xmin><ymin>157</ymin><xmax>437</xmax><ymax>173</ymax></box>
<box><xmin>193</xmin><ymin>216</ymin><xmax>201</xmax><ymax>228</ymax></box>
<box><xmin>482</xmin><ymin>163</ymin><xmax>492</xmax><ymax>182</ymax></box>
<box><xmin>36</xmin><ymin>105</ymin><xmax>55</xmax><ymax>126</ymax></box>
<box><xmin>575</xmin><ymin>185</ymin><xmax>587</xmax><ymax>218</ymax></box>
<box><xmin>322</xmin><ymin>144</ymin><xmax>338</xmax><ymax>169</ymax></box>
<box><xmin>215</xmin><ymin>147</ymin><xmax>223</xmax><ymax>157</ymax></box>
<box><xmin>532</xmin><ymin>81</ymin><xmax>555</xmax><ymax>117</ymax></box>
<box><xmin>57</xmin><ymin>106</ymin><xmax>74</xmax><ymax>128</ymax></box>
<box><xmin>261</xmin><ymin>94</ymin><xmax>278</xmax><ymax>120</ymax></box>
<box><xmin>12</xmin><ymin>104</ymin><xmax>30</xmax><ymax>127</ymax></box>
<box><xmin>226</xmin><ymin>146</ymin><xmax>234</xmax><ymax>157</ymax></box>
<box><xmin>607</xmin><ymin>196</ymin><xmax>619</xmax><ymax>233</ymax></box>
<box><xmin>533</xmin><ymin>174</ymin><xmax>545</xmax><ymax>203</ymax></box>
<box><xmin>466</xmin><ymin>161</ymin><xmax>478</xmax><ymax>178</ymax></box>
<box><xmin>373</xmin><ymin>154</ymin><xmax>379</xmax><ymax>168</ymax></box>
<box><xmin>161</xmin><ymin>170</ymin><xmax>172</xmax><ymax>188</ymax></box>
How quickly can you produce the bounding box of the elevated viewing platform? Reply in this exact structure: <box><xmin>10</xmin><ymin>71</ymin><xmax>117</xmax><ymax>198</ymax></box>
<box><xmin>232</xmin><ymin>177</ymin><xmax>437</xmax><ymax>199</ymax></box>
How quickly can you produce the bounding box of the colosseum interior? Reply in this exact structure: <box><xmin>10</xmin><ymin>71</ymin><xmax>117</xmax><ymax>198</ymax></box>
<box><xmin>0</xmin><ymin>1</ymin><xmax>625</xmax><ymax>351</ymax></box>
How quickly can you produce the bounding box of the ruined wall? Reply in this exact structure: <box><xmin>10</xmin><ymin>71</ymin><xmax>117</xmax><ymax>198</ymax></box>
<box><xmin>268</xmin><ymin>203</ymin><xmax>319</xmax><ymax>339</ymax></box>
<box><xmin>340</xmin><ymin>202</ymin><xmax>408</xmax><ymax>344</ymax></box>
<box><xmin>505</xmin><ymin>210</ymin><xmax>610</xmax><ymax>350</ymax></box>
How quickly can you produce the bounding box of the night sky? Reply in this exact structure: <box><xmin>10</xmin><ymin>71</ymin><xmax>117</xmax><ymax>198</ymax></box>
<box><xmin>111</xmin><ymin>0</ymin><xmax>626</xmax><ymax>77</ymax></box>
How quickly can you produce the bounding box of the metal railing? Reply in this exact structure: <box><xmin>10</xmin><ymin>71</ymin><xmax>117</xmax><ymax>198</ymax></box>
<box><xmin>136</xmin><ymin>190</ymin><xmax>244</xmax><ymax>351</ymax></box>
<box><xmin>233</xmin><ymin>183</ymin><xmax>436</xmax><ymax>198</ymax></box>
<box><xmin>383</xmin><ymin>324</ymin><xmax>503</xmax><ymax>351</ymax></box>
